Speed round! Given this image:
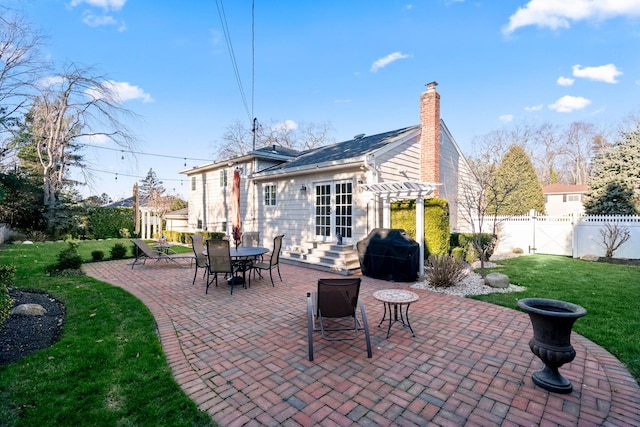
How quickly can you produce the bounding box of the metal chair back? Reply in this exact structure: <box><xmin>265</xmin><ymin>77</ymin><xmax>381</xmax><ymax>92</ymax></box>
<box><xmin>241</xmin><ymin>232</ymin><xmax>260</xmax><ymax>247</ymax></box>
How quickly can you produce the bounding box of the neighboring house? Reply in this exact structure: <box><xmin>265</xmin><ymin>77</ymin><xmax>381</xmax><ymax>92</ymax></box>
<box><xmin>181</xmin><ymin>82</ymin><xmax>476</xmax><ymax>271</ymax></box>
<box><xmin>543</xmin><ymin>184</ymin><xmax>588</xmax><ymax>216</ymax></box>
<box><xmin>164</xmin><ymin>208</ymin><xmax>189</xmax><ymax>233</ymax></box>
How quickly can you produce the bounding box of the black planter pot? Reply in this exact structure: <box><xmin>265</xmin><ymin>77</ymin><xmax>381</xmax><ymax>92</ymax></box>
<box><xmin>517</xmin><ymin>298</ymin><xmax>587</xmax><ymax>394</ymax></box>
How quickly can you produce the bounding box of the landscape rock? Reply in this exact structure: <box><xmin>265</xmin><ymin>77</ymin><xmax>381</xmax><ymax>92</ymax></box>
<box><xmin>580</xmin><ymin>254</ymin><xmax>599</xmax><ymax>261</ymax></box>
<box><xmin>484</xmin><ymin>272</ymin><xmax>510</xmax><ymax>288</ymax></box>
<box><xmin>11</xmin><ymin>303</ymin><xmax>47</xmax><ymax>316</ymax></box>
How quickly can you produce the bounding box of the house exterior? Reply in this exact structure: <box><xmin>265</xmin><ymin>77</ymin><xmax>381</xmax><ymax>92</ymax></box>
<box><xmin>181</xmin><ymin>83</ymin><xmax>475</xmax><ymax>268</ymax></box>
<box><xmin>543</xmin><ymin>184</ymin><xmax>588</xmax><ymax>216</ymax></box>
<box><xmin>165</xmin><ymin>208</ymin><xmax>189</xmax><ymax>233</ymax></box>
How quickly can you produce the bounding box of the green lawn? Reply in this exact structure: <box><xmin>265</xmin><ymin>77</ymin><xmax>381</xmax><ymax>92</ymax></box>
<box><xmin>0</xmin><ymin>240</ymin><xmax>213</xmax><ymax>426</ymax></box>
<box><xmin>472</xmin><ymin>254</ymin><xmax>640</xmax><ymax>383</ymax></box>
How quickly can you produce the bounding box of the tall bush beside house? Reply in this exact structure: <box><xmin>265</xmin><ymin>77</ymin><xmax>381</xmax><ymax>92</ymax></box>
<box><xmin>425</xmin><ymin>198</ymin><xmax>450</xmax><ymax>256</ymax></box>
<box><xmin>391</xmin><ymin>199</ymin><xmax>451</xmax><ymax>257</ymax></box>
<box><xmin>390</xmin><ymin>201</ymin><xmax>416</xmax><ymax>237</ymax></box>
<box><xmin>0</xmin><ymin>264</ymin><xmax>16</xmax><ymax>328</ymax></box>
<box><xmin>88</xmin><ymin>207</ymin><xmax>135</xmax><ymax>239</ymax></box>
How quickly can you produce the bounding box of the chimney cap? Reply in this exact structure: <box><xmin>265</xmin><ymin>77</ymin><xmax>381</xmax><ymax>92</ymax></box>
<box><xmin>426</xmin><ymin>81</ymin><xmax>438</xmax><ymax>91</ymax></box>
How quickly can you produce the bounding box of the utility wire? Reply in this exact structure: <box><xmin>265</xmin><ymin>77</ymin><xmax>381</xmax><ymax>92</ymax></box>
<box><xmin>216</xmin><ymin>0</ymin><xmax>251</xmax><ymax>123</ymax></box>
<box><xmin>83</xmin><ymin>143</ymin><xmax>213</xmax><ymax>163</ymax></box>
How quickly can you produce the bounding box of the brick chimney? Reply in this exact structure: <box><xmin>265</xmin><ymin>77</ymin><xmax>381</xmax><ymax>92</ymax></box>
<box><xmin>420</xmin><ymin>81</ymin><xmax>440</xmax><ymax>196</ymax></box>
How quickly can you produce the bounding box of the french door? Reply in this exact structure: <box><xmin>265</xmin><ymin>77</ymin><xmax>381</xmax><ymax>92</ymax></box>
<box><xmin>314</xmin><ymin>181</ymin><xmax>353</xmax><ymax>242</ymax></box>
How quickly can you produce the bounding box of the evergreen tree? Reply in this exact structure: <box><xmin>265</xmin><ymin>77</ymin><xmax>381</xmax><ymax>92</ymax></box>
<box><xmin>584</xmin><ymin>124</ymin><xmax>640</xmax><ymax>214</ymax></box>
<box><xmin>139</xmin><ymin>168</ymin><xmax>165</xmax><ymax>200</ymax></box>
<box><xmin>493</xmin><ymin>144</ymin><xmax>545</xmax><ymax>215</ymax></box>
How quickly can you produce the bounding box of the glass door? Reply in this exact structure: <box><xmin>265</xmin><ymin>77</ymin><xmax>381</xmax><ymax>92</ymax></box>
<box><xmin>334</xmin><ymin>181</ymin><xmax>353</xmax><ymax>241</ymax></box>
<box><xmin>314</xmin><ymin>181</ymin><xmax>353</xmax><ymax>242</ymax></box>
<box><xmin>314</xmin><ymin>184</ymin><xmax>331</xmax><ymax>240</ymax></box>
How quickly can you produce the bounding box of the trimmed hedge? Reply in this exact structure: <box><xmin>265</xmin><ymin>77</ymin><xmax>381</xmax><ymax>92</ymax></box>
<box><xmin>88</xmin><ymin>207</ymin><xmax>135</xmax><ymax>239</ymax></box>
<box><xmin>391</xmin><ymin>198</ymin><xmax>451</xmax><ymax>257</ymax></box>
<box><xmin>163</xmin><ymin>230</ymin><xmax>226</xmax><ymax>244</ymax></box>
<box><xmin>450</xmin><ymin>232</ymin><xmax>496</xmax><ymax>262</ymax></box>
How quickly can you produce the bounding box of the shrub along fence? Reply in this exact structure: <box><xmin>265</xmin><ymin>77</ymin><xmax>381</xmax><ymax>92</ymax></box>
<box><xmin>474</xmin><ymin>211</ymin><xmax>640</xmax><ymax>259</ymax></box>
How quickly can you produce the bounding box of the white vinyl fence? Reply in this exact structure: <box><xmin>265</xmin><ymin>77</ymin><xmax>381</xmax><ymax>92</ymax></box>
<box><xmin>470</xmin><ymin>211</ymin><xmax>640</xmax><ymax>259</ymax></box>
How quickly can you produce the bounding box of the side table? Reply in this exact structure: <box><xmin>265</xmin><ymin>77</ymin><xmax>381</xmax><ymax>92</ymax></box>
<box><xmin>373</xmin><ymin>289</ymin><xmax>419</xmax><ymax>338</ymax></box>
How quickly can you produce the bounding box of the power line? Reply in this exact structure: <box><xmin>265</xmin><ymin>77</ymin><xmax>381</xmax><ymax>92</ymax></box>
<box><xmin>82</xmin><ymin>143</ymin><xmax>213</xmax><ymax>163</ymax></box>
<box><xmin>216</xmin><ymin>0</ymin><xmax>251</xmax><ymax>123</ymax></box>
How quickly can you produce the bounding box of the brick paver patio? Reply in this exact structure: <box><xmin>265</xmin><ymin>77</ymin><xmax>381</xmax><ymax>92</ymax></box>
<box><xmin>83</xmin><ymin>260</ymin><xmax>640</xmax><ymax>426</ymax></box>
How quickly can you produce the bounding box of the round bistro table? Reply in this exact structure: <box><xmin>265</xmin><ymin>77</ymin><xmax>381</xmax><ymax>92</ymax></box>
<box><xmin>373</xmin><ymin>289</ymin><xmax>419</xmax><ymax>338</ymax></box>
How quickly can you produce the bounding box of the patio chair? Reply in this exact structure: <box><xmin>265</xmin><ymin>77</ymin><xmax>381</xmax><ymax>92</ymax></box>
<box><xmin>306</xmin><ymin>278</ymin><xmax>372</xmax><ymax>361</ymax></box>
<box><xmin>241</xmin><ymin>231</ymin><xmax>260</xmax><ymax>247</ymax></box>
<box><xmin>252</xmin><ymin>234</ymin><xmax>284</xmax><ymax>287</ymax></box>
<box><xmin>190</xmin><ymin>234</ymin><xmax>208</xmax><ymax>285</ymax></box>
<box><xmin>130</xmin><ymin>239</ymin><xmax>194</xmax><ymax>269</ymax></box>
<box><xmin>206</xmin><ymin>239</ymin><xmax>250</xmax><ymax>294</ymax></box>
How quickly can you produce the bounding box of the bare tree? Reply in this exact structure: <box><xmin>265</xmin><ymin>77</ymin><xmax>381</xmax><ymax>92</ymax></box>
<box><xmin>560</xmin><ymin>121</ymin><xmax>602</xmax><ymax>185</ymax></box>
<box><xmin>215</xmin><ymin>119</ymin><xmax>334</xmax><ymax>159</ymax></box>
<box><xmin>595</xmin><ymin>223</ymin><xmax>631</xmax><ymax>258</ymax></box>
<box><xmin>25</xmin><ymin>63</ymin><xmax>137</xmax><ymax>229</ymax></box>
<box><xmin>457</xmin><ymin>144</ymin><xmax>522</xmax><ymax>277</ymax></box>
<box><xmin>0</xmin><ymin>7</ymin><xmax>47</xmax><ymax>168</ymax></box>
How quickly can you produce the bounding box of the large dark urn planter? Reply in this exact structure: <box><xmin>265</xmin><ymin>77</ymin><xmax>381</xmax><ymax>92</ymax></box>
<box><xmin>517</xmin><ymin>298</ymin><xmax>587</xmax><ymax>394</ymax></box>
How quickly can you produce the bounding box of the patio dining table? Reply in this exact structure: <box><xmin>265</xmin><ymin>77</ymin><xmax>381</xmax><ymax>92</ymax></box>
<box><xmin>204</xmin><ymin>246</ymin><xmax>269</xmax><ymax>287</ymax></box>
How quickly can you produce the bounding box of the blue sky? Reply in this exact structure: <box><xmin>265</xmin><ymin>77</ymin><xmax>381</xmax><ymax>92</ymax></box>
<box><xmin>8</xmin><ymin>0</ymin><xmax>640</xmax><ymax>201</ymax></box>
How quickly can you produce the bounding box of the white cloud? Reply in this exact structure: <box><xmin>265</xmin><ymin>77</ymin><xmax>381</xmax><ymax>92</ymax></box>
<box><xmin>273</xmin><ymin>119</ymin><xmax>298</xmax><ymax>132</ymax></box>
<box><xmin>86</xmin><ymin>80</ymin><xmax>154</xmax><ymax>103</ymax></box>
<box><xmin>81</xmin><ymin>134</ymin><xmax>111</xmax><ymax>145</ymax></box>
<box><xmin>499</xmin><ymin>114</ymin><xmax>514</xmax><ymax>122</ymax></box>
<box><xmin>548</xmin><ymin>95</ymin><xmax>591</xmax><ymax>112</ymax></box>
<box><xmin>70</xmin><ymin>0</ymin><xmax>127</xmax><ymax>11</ymax></box>
<box><xmin>525</xmin><ymin>104</ymin><xmax>543</xmax><ymax>111</ymax></box>
<box><xmin>572</xmin><ymin>64</ymin><xmax>622</xmax><ymax>83</ymax></box>
<box><xmin>503</xmin><ymin>0</ymin><xmax>640</xmax><ymax>34</ymax></box>
<box><xmin>38</xmin><ymin>75</ymin><xmax>65</xmax><ymax>87</ymax></box>
<box><xmin>370</xmin><ymin>52</ymin><xmax>411</xmax><ymax>72</ymax></box>
<box><xmin>82</xmin><ymin>12</ymin><xmax>117</xmax><ymax>27</ymax></box>
<box><xmin>557</xmin><ymin>76</ymin><xmax>574</xmax><ymax>86</ymax></box>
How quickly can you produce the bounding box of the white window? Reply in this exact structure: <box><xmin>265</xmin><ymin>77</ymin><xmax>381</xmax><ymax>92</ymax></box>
<box><xmin>220</xmin><ymin>169</ymin><xmax>227</xmax><ymax>187</ymax></box>
<box><xmin>264</xmin><ymin>184</ymin><xmax>276</xmax><ymax>206</ymax></box>
<box><xmin>190</xmin><ymin>176</ymin><xmax>196</xmax><ymax>191</ymax></box>
<box><xmin>564</xmin><ymin>194</ymin><xmax>581</xmax><ymax>202</ymax></box>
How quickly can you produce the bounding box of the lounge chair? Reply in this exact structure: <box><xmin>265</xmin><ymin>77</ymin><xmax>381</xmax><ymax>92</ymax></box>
<box><xmin>130</xmin><ymin>239</ymin><xmax>194</xmax><ymax>269</ymax></box>
<box><xmin>252</xmin><ymin>234</ymin><xmax>284</xmax><ymax>286</ymax></box>
<box><xmin>306</xmin><ymin>278</ymin><xmax>372</xmax><ymax>361</ymax></box>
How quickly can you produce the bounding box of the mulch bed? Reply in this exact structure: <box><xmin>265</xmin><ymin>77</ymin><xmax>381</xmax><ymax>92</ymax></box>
<box><xmin>0</xmin><ymin>289</ymin><xmax>65</xmax><ymax>365</ymax></box>
<box><xmin>597</xmin><ymin>257</ymin><xmax>640</xmax><ymax>267</ymax></box>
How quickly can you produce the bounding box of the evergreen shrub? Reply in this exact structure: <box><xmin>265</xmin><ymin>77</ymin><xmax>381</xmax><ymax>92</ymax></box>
<box><xmin>451</xmin><ymin>246</ymin><xmax>464</xmax><ymax>260</ymax></box>
<box><xmin>45</xmin><ymin>241</ymin><xmax>82</xmax><ymax>274</ymax></box>
<box><xmin>91</xmin><ymin>250</ymin><xmax>105</xmax><ymax>261</ymax></box>
<box><xmin>110</xmin><ymin>243</ymin><xmax>128</xmax><ymax>260</ymax></box>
